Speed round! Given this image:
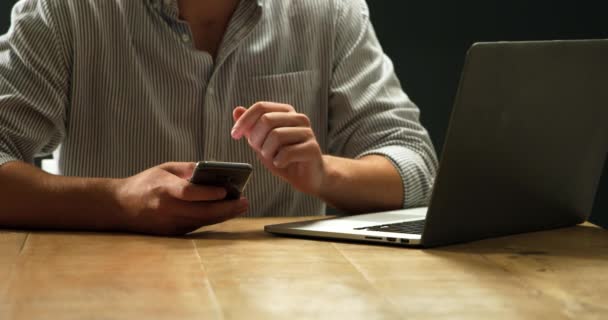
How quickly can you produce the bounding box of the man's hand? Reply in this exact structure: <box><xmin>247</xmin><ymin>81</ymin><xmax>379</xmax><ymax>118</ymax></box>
<box><xmin>230</xmin><ymin>102</ymin><xmax>405</xmax><ymax>213</ymax></box>
<box><xmin>114</xmin><ymin>162</ymin><xmax>249</xmax><ymax>236</ymax></box>
<box><xmin>231</xmin><ymin>102</ymin><xmax>326</xmax><ymax>196</ymax></box>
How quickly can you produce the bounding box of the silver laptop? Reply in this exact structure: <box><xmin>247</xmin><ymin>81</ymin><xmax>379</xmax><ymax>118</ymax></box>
<box><xmin>265</xmin><ymin>40</ymin><xmax>608</xmax><ymax>247</ymax></box>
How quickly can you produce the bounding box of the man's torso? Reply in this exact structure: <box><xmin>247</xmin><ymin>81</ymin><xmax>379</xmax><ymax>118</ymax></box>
<box><xmin>52</xmin><ymin>0</ymin><xmax>344</xmax><ymax>216</ymax></box>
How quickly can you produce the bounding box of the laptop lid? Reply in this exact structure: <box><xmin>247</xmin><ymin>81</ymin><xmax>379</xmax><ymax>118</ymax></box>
<box><xmin>420</xmin><ymin>40</ymin><xmax>608</xmax><ymax>247</ymax></box>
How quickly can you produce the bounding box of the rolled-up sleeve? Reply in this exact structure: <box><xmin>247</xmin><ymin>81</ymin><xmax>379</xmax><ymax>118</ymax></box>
<box><xmin>0</xmin><ymin>0</ymin><xmax>69</xmax><ymax>167</ymax></box>
<box><xmin>328</xmin><ymin>0</ymin><xmax>439</xmax><ymax>208</ymax></box>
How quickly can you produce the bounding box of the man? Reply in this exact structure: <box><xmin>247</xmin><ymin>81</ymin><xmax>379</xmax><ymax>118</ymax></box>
<box><xmin>0</xmin><ymin>0</ymin><xmax>438</xmax><ymax>235</ymax></box>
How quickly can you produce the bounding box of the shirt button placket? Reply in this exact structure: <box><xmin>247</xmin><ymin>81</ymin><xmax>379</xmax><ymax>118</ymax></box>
<box><xmin>205</xmin><ymin>84</ymin><xmax>219</xmax><ymax>159</ymax></box>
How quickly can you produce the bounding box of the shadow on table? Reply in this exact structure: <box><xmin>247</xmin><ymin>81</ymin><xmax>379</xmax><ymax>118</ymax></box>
<box><xmin>187</xmin><ymin>223</ymin><xmax>608</xmax><ymax>260</ymax></box>
<box><xmin>184</xmin><ymin>217</ymin><xmax>319</xmax><ymax>241</ymax></box>
<box><xmin>425</xmin><ymin>224</ymin><xmax>608</xmax><ymax>260</ymax></box>
<box><xmin>185</xmin><ymin>230</ymin><xmax>269</xmax><ymax>241</ymax></box>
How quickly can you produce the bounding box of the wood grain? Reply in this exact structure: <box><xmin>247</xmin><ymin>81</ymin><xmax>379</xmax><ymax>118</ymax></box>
<box><xmin>0</xmin><ymin>219</ymin><xmax>606</xmax><ymax>320</ymax></box>
<box><xmin>1</xmin><ymin>232</ymin><xmax>222</xmax><ymax>319</ymax></box>
<box><xmin>0</xmin><ymin>231</ymin><xmax>28</xmax><ymax>314</ymax></box>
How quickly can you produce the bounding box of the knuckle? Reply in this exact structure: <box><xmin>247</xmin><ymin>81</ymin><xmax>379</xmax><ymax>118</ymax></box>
<box><xmin>159</xmin><ymin>161</ymin><xmax>173</xmax><ymax>168</ymax></box>
<box><xmin>296</xmin><ymin>113</ymin><xmax>311</xmax><ymax>126</ymax></box>
<box><xmin>149</xmin><ymin>197</ymin><xmax>162</xmax><ymax>211</ymax></box>
<box><xmin>150</xmin><ymin>184</ymin><xmax>167</xmax><ymax>198</ymax></box>
<box><xmin>250</xmin><ymin>135</ymin><xmax>263</xmax><ymax>149</ymax></box>
<box><xmin>254</xmin><ymin>102</ymin><xmax>271</xmax><ymax>113</ymax></box>
<box><xmin>259</xmin><ymin>113</ymin><xmax>273</xmax><ymax>126</ymax></box>
<box><xmin>252</xmin><ymin>102</ymin><xmax>265</xmax><ymax>110</ymax></box>
<box><xmin>268</xmin><ymin>128</ymin><xmax>282</xmax><ymax>142</ymax></box>
<box><xmin>150</xmin><ymin>195</ymin><xmax>169</xmax><ymax>212</ymax></box>
<box><xmin>261</xmin><ymin>144</ymin><xmax>274</xmax><ymax>158</ymax></box>
<box><xmin>305</xmin><ymin>139</ymin><xmax>320</xmax><ymax>152</ymax></box>
<box><xmin>304</xmin><ymin>128</ymin><xmax>315</xmax><ymax>139</ymax></box>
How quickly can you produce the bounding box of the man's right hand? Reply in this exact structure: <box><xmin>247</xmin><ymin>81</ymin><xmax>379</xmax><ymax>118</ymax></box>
<box><xmin>113</xmin><ymin>162</ymin><xmax>249</xmax><ymax>236</ymax></box>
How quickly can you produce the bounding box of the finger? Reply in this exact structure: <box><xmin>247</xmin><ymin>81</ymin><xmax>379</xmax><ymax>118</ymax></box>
<box><xmin>231</xmin><ymin>102</ymin><xmax>295</xmax><ymax>139</ymax></box>
<box><xmin>273</xmin><ymin>140</ymin><xmax>321</xmax><ymax>168</ymax></box>
<box><xmin>260</xmin><ymin>127</ymin><xmax>314</xmax><ymax>160</ymax></box>
<box><xmin>233</xmin><ymin>106</ymin><xmax>247</xmax><ymax>122</ymax></box>
<box><xmin>159</xmin><ymin>162</ymin><xmax>196</xmax><ymax>179</ymax></box>
<box><xmin>248</xmin><ymin>112</ymin><xmax>311</xmax><ymax>151</ymax></box>
<box><xmin>163</xmin><ymin>173</ymin><xmax>227</xmax><ymax>201</ymax></box>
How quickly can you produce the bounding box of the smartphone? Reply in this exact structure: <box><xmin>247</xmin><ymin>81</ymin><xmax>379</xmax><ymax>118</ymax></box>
<box><xmin>189</xmin><ymin>161</ymin><xmax>253</xmax><ymax>200</ymax></box>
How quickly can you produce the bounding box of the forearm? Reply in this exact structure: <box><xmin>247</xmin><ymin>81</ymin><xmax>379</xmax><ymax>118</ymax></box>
<box><xmin>319</xmin><ymin>155</ymin><xmax>403</xmax><ymax>213</ymax></box>
<box><xmin>0</xmin><ymin>161</ymin><xmax>122</xmax><ymax>231</ymax></box>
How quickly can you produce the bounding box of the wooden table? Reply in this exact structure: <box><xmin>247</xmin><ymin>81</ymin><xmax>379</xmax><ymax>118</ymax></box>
<box><xmin>1</xmin><ymin>218</ymin><xmax>607</xmax><ymax>319</ymax></box>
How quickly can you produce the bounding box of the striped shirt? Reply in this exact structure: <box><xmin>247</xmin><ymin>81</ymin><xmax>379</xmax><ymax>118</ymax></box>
<box><xmin>0</xmin><ymin>0</ymin><xmax>438</xmax><ymax>216</ymax></box>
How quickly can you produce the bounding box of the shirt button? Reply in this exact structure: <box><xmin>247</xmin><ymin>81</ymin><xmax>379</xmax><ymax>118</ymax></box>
<box><xmin>207</xmin><ymin>87</ymin><xmax>215</xmax><ymax>95</ymax></box>
<box><xmin>181</xmin><ymin>34</ymin><xmax>190</xmax><ymax>43</ymax></box>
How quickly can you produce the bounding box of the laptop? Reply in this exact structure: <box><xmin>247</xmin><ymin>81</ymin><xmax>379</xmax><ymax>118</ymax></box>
<box><xmin>265</xmin><ymin>40</ymin><xmax>608</xmax><ymax>247</ymax></box>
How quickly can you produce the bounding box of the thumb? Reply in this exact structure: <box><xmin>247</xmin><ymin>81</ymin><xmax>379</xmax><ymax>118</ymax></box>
<box><xmin>233</xmin><ymin>106</ymin><xmax>247</xmax><ymax>122</ymax></box>
<box><xmin>159</xmin><ymin>162</ymin><xmax>196</xmax><ymax>180</ymax></box>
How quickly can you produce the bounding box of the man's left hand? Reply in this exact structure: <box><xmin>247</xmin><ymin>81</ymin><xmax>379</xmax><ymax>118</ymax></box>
<box><xmin>231</xmin><ymin>102</ymin><xmax>326</xmax><ymax>196</ymax></box>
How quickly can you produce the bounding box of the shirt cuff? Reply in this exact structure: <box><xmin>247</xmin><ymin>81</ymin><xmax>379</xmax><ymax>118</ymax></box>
<box><xmin>357</xmin><ymin>146</ymin><xmax>435</xmax><ymax>208</ymax></box>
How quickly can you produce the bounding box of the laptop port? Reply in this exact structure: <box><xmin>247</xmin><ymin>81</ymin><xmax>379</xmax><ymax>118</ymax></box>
<box><xmin>364</xmin><ymin>236</ymin><xmax>383</xmax><ymax>240</ymax></box>
<box><xmin>386</xmin><ymin>237</ymin><xmax>397</xmax><ymax>242</ymax></box>
<box><xmin>400</xmin><ymin>239</ymin><xmax>410</xmax><ymax>244</ymax></box>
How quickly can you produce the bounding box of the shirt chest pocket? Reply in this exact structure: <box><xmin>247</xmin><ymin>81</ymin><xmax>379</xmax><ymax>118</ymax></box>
<box><xmin>236</xmin><ymin>70</ymin><xmax>321</xmax><ymax>114</ymax></box>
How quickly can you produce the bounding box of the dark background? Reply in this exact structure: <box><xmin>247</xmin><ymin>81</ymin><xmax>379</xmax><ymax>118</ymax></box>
<box><xmin>363</xmin><ymin>1</ymin><xmax>607</xmax><ymax>228</ymax></box>
<box><xmin>1</xmin><ymin>0</ymin><xmax>606</xmax><ymax>227</ymax></box>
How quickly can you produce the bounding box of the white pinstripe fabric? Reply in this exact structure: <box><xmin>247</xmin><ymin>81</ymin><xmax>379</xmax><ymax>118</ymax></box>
<box><xmin>0</xmin><ymin>0</ymin><xmax>438</xmax><ymax>216</ymax></box>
